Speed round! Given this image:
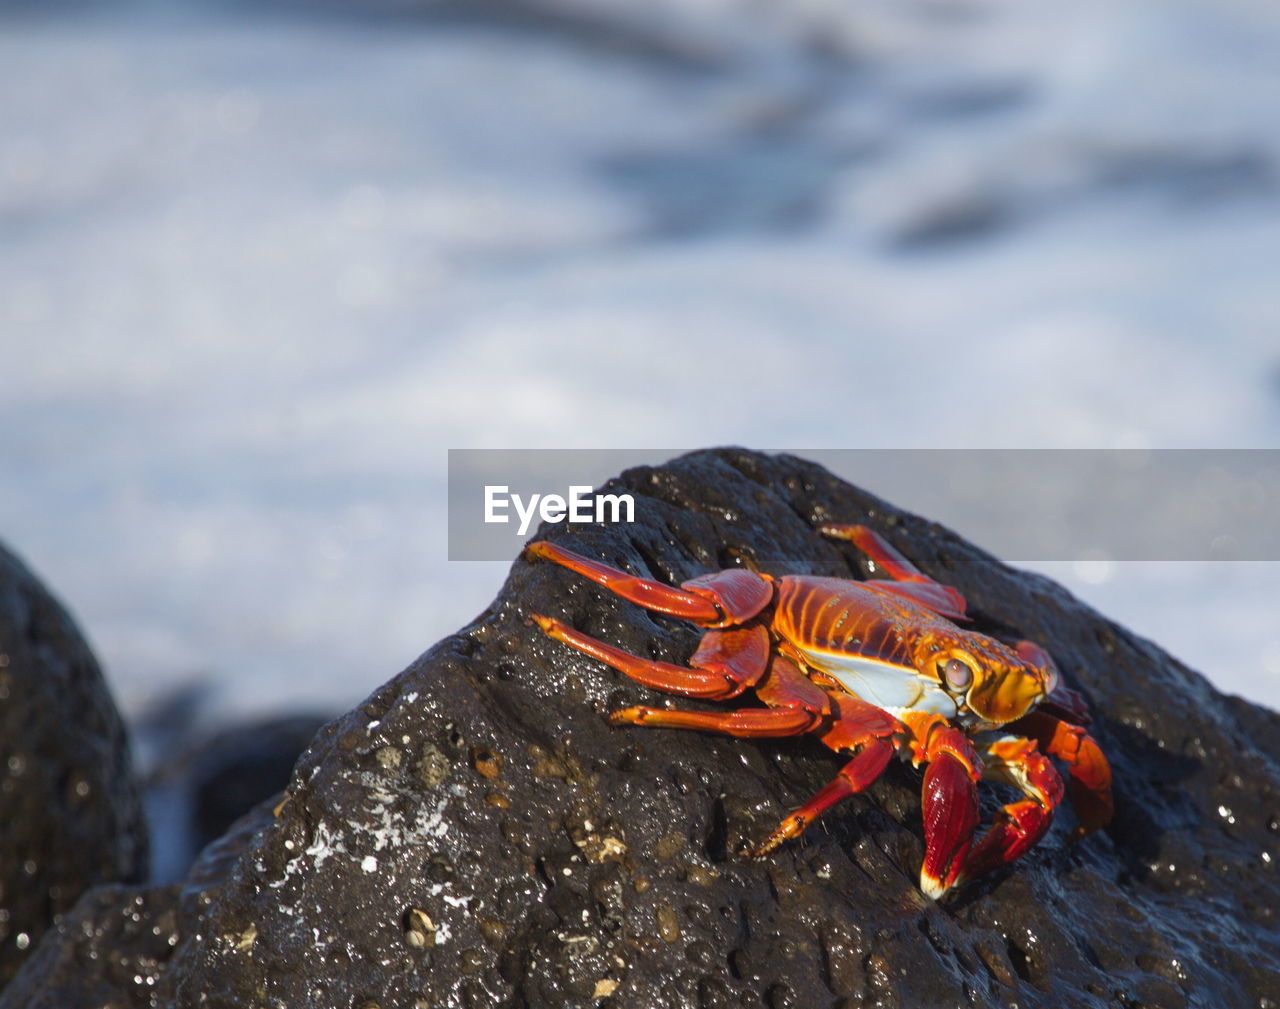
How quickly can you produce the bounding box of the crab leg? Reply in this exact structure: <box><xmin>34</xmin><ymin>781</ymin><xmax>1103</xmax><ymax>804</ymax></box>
<box><xmin>530</xmin><ymin>616</ymin><xmax>769</xmax><ymax>700</ymax></box>
<box><xmin>526</xmin><ymin>541</ymin><xmax>773</xmax><ymax>626</ymax></box>
<box><xmin>526</xmin><ymin>542</ymin><xmax>722</xmax><ymax>622</ymax></box>
<box><xmin>955</xmin><ymin>737</ymin><xmax>1063</xmax><ymax>887</ymax></box>
<box><xmin>747</xmin><ymin>739</ymin><xmax>895</xmax><ymax>857</ymax></box>
<box><xmin>747</xmin><ymin>686</ymin><xmax>902</xmax><ymax>857</ymax></box>
<box><xmin>1009</xmin><ymin>710</ymin><xmax>1113</xmax><ymax>836</ymax></box>
<box><xmin>611</xmin><ymin>652</ymin><xmax>826</xmax><ymax>733</ymax></box>
<box><xmin>610</xmin><ymin>705</ymin><xmax>817</xmax><ymax>734</ymax></box>
<box><xmin>818</xmin><ymin>524</ymin><xmax>968</xmax><ymax>622</ymax></box>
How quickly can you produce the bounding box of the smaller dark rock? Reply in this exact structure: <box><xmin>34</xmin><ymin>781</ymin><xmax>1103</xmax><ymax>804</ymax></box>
<box><xmin>142</xmin><ymin>712</ymin><xmax>331</xmax><ymax>883</ymax></box>
<box><xmin>0</xmin><ymin>884</ymin><xmax>181</xmax><ymax>1009</ymax></box>
<box><xmin>190</xmin><ymin>714</ymin><xmax>329</xmax><ymax>846</ymax></box>
<box><xmin>0</xmin><ymin>541</ymin><xmax>147</xmax><ymax>986</ymax></box>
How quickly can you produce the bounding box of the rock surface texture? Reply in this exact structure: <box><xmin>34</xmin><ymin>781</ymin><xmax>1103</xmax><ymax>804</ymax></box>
<box><xmin>0</xmin><ymin>543</ymin><xmax>147</xmax><ymax>987</ymax></box>
<box><xmin>4</xmin><ymin>449</ymin><xmax>1279</xmax><ymax>1008</ymax></box>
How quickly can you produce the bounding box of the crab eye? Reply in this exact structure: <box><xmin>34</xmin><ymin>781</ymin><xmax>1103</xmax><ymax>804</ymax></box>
<box><xmin>943</xmin><ymin>658</ymin><xmax>973</xmax><ymax>691</ymax></box>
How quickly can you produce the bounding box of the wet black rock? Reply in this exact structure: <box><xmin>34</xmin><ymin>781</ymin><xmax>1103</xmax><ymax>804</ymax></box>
<box><xmin>0</xmin><ymin>884</ymin><xmax>181</xmax><ymax>1009</ymax></box>
<box><xmin>6</xmin><ymin>449</ymin><xmax>1280</xmax><ymax>1008</ymax></box>
<box><xmin>0</xmin><ymin>542</ymin><xmax>147</xmax><ymax>987</ymax></box>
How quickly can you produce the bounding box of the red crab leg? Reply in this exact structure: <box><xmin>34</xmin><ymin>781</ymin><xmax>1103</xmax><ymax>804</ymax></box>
<box><xmin>1009</xmin><ymin>710</ymin><xmax>1113</xmax><ymax>836</ymax></box>
<box><xmin>530</xmin><ymin>616</ymin><xmax>769</xmax><ymax>700</ymax></box>
<box><xmin>818</xmin><ymin>524</ymin><xmax>968</xmax><ymax>622</ymax></box>
<box><xmin>610</xmin><ymin>705</ymin><xmax>818</xmax><ymax>734</ymax></box>
<box><xmin>610</xmin><ymin>652</ymin><xmax>826</xmax><ymax>734</ymax></box>
<box><xmin>746</xmin><ymin>738</ymin><xmax>895</xmax><ymax>857</ymax></box>
<box><xmin>900</xmin><ymin>714</ymin><xmax>981</xmax><ymax>899</ymax></box>
<box><xmin>746</xmin><ymin>687</ymin><xmax>902</xmax><ymax>856</ymax></box>
<box><xmin>525</xmin><ymin>541</ymin><xmax>774</xmax><ymax>626</ymax></box>
<box><xmin>956</xmin><ymin>736</ymin><xmax>1064</xmax><ymax>887</ymax></box>
<box><xmin>526</xmin><ymin>542</ymin><xmax>722</xmax><ymax>623</ymax></box>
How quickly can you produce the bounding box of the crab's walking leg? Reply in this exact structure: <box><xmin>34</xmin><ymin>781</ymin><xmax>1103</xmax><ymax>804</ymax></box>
<box><xmin>1010</xmin><ymin>710</ymin><xmax>1113</xmax><ymax>836</ymax></box>
<box><xmin>898</xmin><ymin>713</ymin><xmax>982</xmax><ymax>899</ymax></box>
<box><xmin>525</xmin><ymin>541</ymin><xmax>773</xmax><ymax>625</ymax></box>
<box><xmin>610</xmin><ymin>653</ymin><xmax>825</xmax><ymax>734</ymax></box>
<box><xmin>610</xmin><ymin>705</ymin><xmax>815</xmax><ymax>734</ymax></box>
<box><xmin>818</xmin><ymin>524</ymin><xmax>968</xmax><ymax>621</ymax></box>
<box><xmin>747</xmin><ymin>691</ymin><xmax>902</xmax><ymax>858</ymax></box>
<box><xmin>530</xmin><ymin>616</ymin><xmax>769</xmax><ymax>700</ymax></box>
<box><xmin>747</xmin><ymin>742</ymin><xmax>895</xmax><ymax>858</ymax></box>
<box><xmin>955</xmin><ymin>736</ymin><xmax>1064</xmax><ymax>888</ymax></box>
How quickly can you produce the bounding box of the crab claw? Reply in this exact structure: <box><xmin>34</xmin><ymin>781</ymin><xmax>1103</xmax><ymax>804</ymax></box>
<box><xmin>1011</xmin><ymin>711</ymin><xmax>1113</xmax><ymax>838</ymax></box>
<box><xmin>919</xmin><ymin>744</ymin><xmax>980</xmax><ymax>900</ymax></box>
<box><xmin>960</xmin><ymin>800</ymin><xmax>1054</xmax><ymax>886</ymax></box>
<box><xmin>954</xmin><ymin>738</ymin><xmax>1063</xmax><ymax>888</ymax></box>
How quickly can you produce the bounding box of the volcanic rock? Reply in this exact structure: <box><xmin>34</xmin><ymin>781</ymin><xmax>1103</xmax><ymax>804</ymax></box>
<box><xmin>6</xmin><ymin>449</ymin><xmax>1279</xmax><ymax>1008</ymax></box>
<box><xmin>0</xmin><ymin>543</ymin><xmax>147</xmax><ymax>987</ymax></box>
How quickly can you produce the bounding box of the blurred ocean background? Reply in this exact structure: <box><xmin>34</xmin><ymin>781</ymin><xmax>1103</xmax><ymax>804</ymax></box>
<box><xmin>1</xmin><ymin>0</ymin><xmax>1278</xmax><ymax>858</ymax></box>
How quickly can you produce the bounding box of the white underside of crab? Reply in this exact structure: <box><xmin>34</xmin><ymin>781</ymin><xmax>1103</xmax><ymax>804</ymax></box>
<box><xmin>802</xmin><ymin>648</ymin><xmax>958</xmax><ymax>719</ymax></box>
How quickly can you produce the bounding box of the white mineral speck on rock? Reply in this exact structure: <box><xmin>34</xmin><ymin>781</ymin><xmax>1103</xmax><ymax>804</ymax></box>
<box><xmin>301</xmin><ymin>821</ymin><xmax>345</xmax><ymax>870</ymax></box>
<box><xmin>361</xmin><ymin>855</ymin><xmax>378</xmax><ymax>872</ymax></box>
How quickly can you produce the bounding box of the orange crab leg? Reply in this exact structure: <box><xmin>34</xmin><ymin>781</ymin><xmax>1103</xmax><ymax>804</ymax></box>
<box><xmin>530</xmin><ymin>615</ymin><xmax>768</xmax><ymax>700</ymax></box>
<box><xmin>609</xmin><ymin>705</ymin><xmax>818</xmax><ymax>735</ymax></box>
<box><xmin>818</xmin><ymin>524</ymin><xmax>969</xmax><ymax>622</ymax></box>
<box><xmin>525</xmin><ymin>541</ymin><xmax>774</xmax><ymax>626</ymax></box>
<box><xmin>957</xmin><ymin>737</ymin><xmax>1063</xmax><ymax>886</ymax></box>
<box><xmin>526</xmin><ymin>542</ymin><xmax>723</xmax><ymax>623</ymax></box>
<box><xmin>747</xmin><ymin>686</ymin><xmax>902</xmax><ymax>857</ymax></box>
<box><xmin>1010</xmin><ymin>710</ymin><xmax>1113</xmax><ymax>836</ymax></box>
<box><xmin>746</xmin><ymin>738</ymin><xmax>895</xmax><ymax>857</ymax></box>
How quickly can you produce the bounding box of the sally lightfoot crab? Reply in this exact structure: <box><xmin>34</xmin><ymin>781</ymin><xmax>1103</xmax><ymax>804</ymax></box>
<box><xmin>525</xmin><ymin>524</ymin><xmax>1112</xmax><ymax>899</ymax></box>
